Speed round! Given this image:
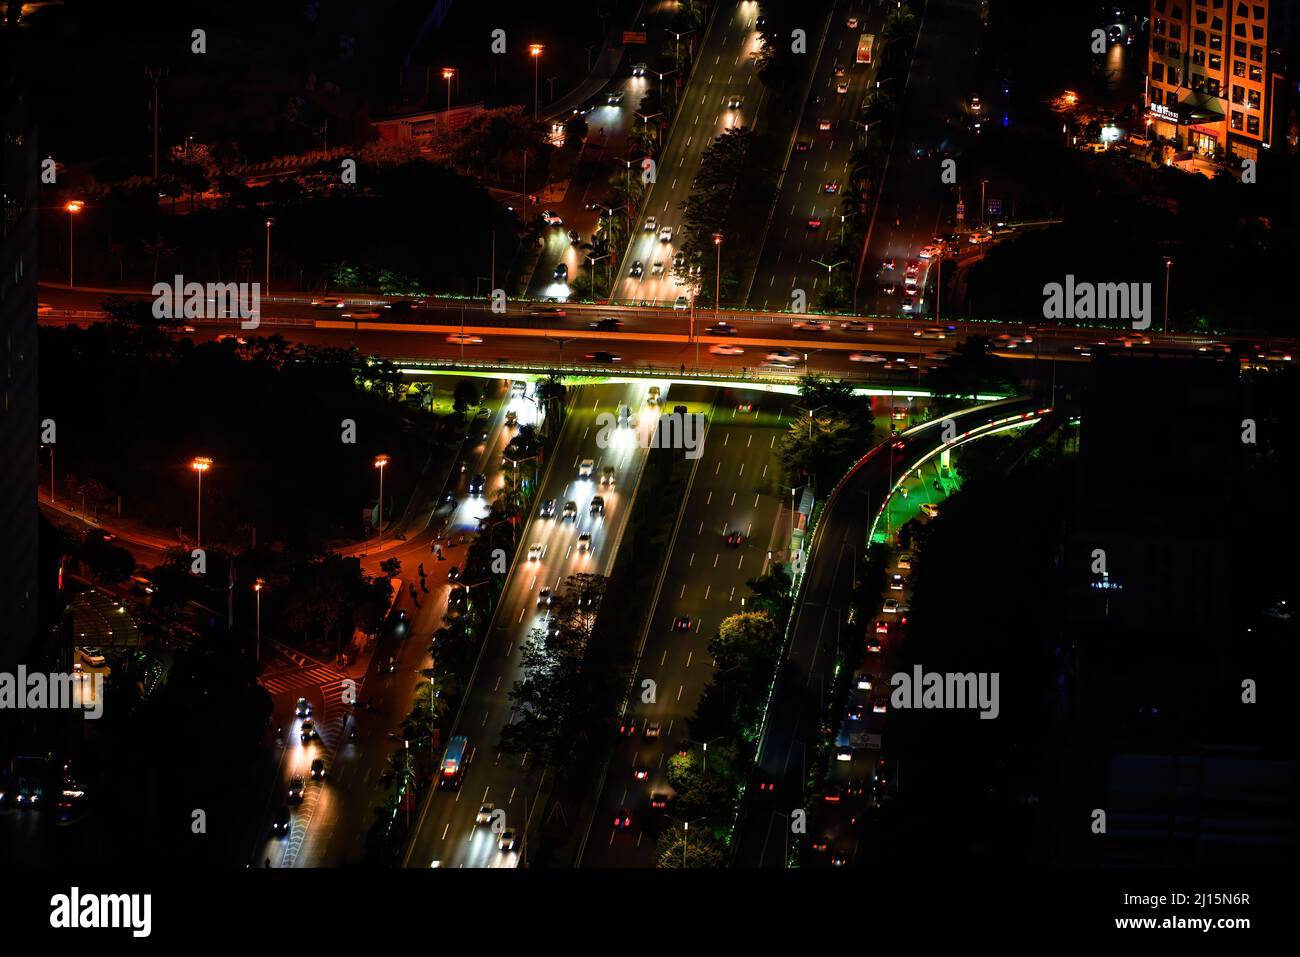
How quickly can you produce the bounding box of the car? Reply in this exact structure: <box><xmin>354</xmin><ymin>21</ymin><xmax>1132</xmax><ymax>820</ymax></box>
<box><xmin>846</xmin><ymin>15</ymin><xmax>860</xmax><ymax>27</ymax></box>
<box><xmin>836</xmin><ymin>80</ymin><xmax>849</xmax><ymax>94</ymax></box>
<box><xmin>644</xmin><ymin>721</ymin><xmax>661</xmax><ymax>738</ymax></box>
<box><xmin>819</xmin><ymin>181</ymin><xmax>841</xmax><ymax>197</ymax></box>
<box><xmin>914</xmin><ymin>326</ymin><xmax>947</xmax><ymax>340</ymax></box>
<box><xmin>308</xmin><ymin>758</ymin><xmax>325</xmax><ymax>780</ymax></box>
<box><xmin>300</xmin><ymin>720</ymin><xmax>318</xmax><ymax>743</ymax></box>
<box><xmin>590</xmin><ymin>495</ymin><xmax>605</xmax><ymax>515</ymax></box>
<box><xmin>563</xmin><ymin>500</ymin><xmax>578</xmax><ymax>521</ymax></box>
<box><xmin>991</xmin><ymin>334</ymin><xmax>1019</xmax><ymax>350</ymax></box>
<box><xmin>472</xmin><ymin>803</ymin><xmax>497</xmax><ymax>825</ymax></box>
<box><xmin>553</xmin><ymin>262</ymin><xmax>568</xmax><ymax>281</ymax></box>
<box><xmin>823</xmin><ymin>786</ymin><xmax>843</xmax><ymax>804</ymax></box>
<box><xmin>527</xmin><ymin>543</ymin><xmax>545</xmax><ymax>561</ymax></box>
<box><xmin>756</xmin><ymin>14</ymin><xmax>767</xmax><ymax>28</ymax></box>
<box><xmin>765</xmin><ymin>349</ymin><xmax>799</xmax><ymax>364</ymax></box>
<box><xmin>794</xmin><ymin>140</ymin><xmax>812</xmax><ymax>152</ymax></box>
<box><xmin>643</xmin><ymin>216</ymin><xmax>657</xmax><ymax>232</ymax></box>
<box><xmin>831</xmin><ymin>854</ymin><xmax>849</xmax><ymax>867</ymax></box>
<box><xmin>383</xmin><ymin>300</ymin><xmax>420</xmax><ymax>313</ymax></box>
<box><xmin>890</xmin><ymin>573</ymin><xmax>904</xmax><ymax>591</ymax></box>
<box><xmin>311</xmin><ymin>297</ymin><xmax>346</xmax><ymax>309</ymax></box>
<box><xmin>896</xmin><ymin>554</ymin><xmax>913</xmax><ymax>570</ymax></box>
<box><xmin>865</xmin><ymin>634</ymin><xmax>882</xmax><ymax>653</ymax></box>
<box><xmin>968</xmin><ymin>231</ymin><xmax>993</xmax><ymax>245</ymax></box>
<box><xmin>1197</xmin><ymin>341</ymin><xmax>1232</xmax><ymax>354</ymax></box>
<box><xmin>295</xmin><ymin>697</ymin><xmax>312</xmax><ymax>718</ymax></box>
<box><xmin>632</xmin><ymin>767</ymin><xmax>649</xmax><ymax>781</ymax></box>
<box><xmin>710</xmin><ymin>343</ymin><xmax>744</xmax><ymax>356</ymax></box>
<box><xmin>847</xmin><ymin>704</ymin><xmax>866</xmax><ymax>722</ymax></box>
<box><xmin>833</xmin><ymin>63</ymin><xmax>846</xmax><ymax>78</ymax></box>
<box><xmin>446</xmin><ymin>334</ymin><xmax>482</xmax><ymax>345</ymax></box>
<box><xmin>841</xmin><ymin>320</ymin><xmax>873</xmax><ymax>332</ymax></box>
<box><xmin>849</xmin><ymin>352</ymin><xmax>887</xmax><ymax>363</ymax></box>
<box><xmin>527</xmin><ymin>306</ymin><xmax>567</xmax><ymax>317</ymax></box>
<box><xmin>818</xmin><ymin>118</ymin><xmax>832</xmax><ymax>131</ymax></box>
<box><xmin>793</xmin><ymin>319</ymin><xmax>829</xmax><ymax>331</ymax></box>
<box><xmin>875</xmin><ymin>619</ymin><xmax>890</xmax><ymax>635</ymax></box>
<box><xmin>537</xmin><ymin>588</ymin><xmax>553</xmax><ymax>609</ymax></box>
<box><xmin>674</xmin><ymin>295</ymin><xmax>690</xmax><ymax>311</ymax></box>
<box><xmin>881</xmin><ymin>258</ymin><xmax>896</xmax><ymax>270</ymax></box>
<box><xmin>498</xmin><ymin>828</ymin><xmax>518</xmax><ymax>852</ymax></box>
<box><xmin>215</xmin><ymin>333</ymin><xmax>248</xmax><ymax>345</ymax></box>
<box><xmin>288</xmin><ymin>777</ymin><xmax>306</xmax><ymax>802</ymax></box>
<box><xmin>807</xmin><ymin>217</ymin><xmax>823</xmax><ymax>230</ymax></box>
<box><xmin>651</xmin><ymin>260</ymin><xmax>665</xmax><ymax>276</ymax></box>
<box><xmin>613</xmin><ymin>807</ymin><xmax>633</xmax><ymax>829</ymax></box>
<box><xmin>920</xmin><ymin>502</ymin><xmax>940</xmax><ymax>518</ymax></box>
<box><xmin>659</xmin><ymin>225</ymin><xmax>673</xmax><ymax>242</ymax></box>
<box><xmin>541</xmin><ymin>210</ymin><xmax>563</xmax><ymax>226</ymax></box>
<box><xmin>607</xmin><ymin>90</ymin><xmax>624</xmax><ymax>105</ymax></box>
<box><xmin>904</xmin><ymin>260</ymin><xmax>921</xmax><ymax>277</ymax></box>
<box><xmin>586</xmin><ymin>351</ymin><xmax>621</xmax><ymax>363</ymax></box>
<box><xmin>727</xmin><ymin>94</ymin><xmax>745</xmax><ymax>109</ymax></box>
<box><xmin>469</xmin><ymin>473</ymin><xmax>486</xmax><ymax>495</ymax></box>
<box><xmin>579</xmin><ymin>458</ymin><xmax>594</xmax><ymax>478</ymax></box>
<box><xmin>631</xmin><ymin>62</ymin><xmax>647</xmax><ymax>77</ymax></box>
<box><xmin>672</xmin><ymin>616</ymin><xmax>692</xmax><ymax>632</ymax></box>
<box><xmin>601</xmin><ymin>466</ymin><xmax>616</xmax><ymax>486</ymax></box>
<box><xmin>539</xmin><ymin>498</ymin><xmax>556</xmax><ymax>519</ymax></box>
<box><xmin>855</xmin><ymin>672</ymin><xmax>874</xmax><ymax>691</ymax></box>
<box><xmin>882</xmin><ymin>599</ymin><xmax>899</xmax><ymax>614</ymax></box>
<box><xmin>503</xmin><ymin>411</ymin><xmax>519</xmax><ymax>431</ymax></box>
<box><xmin>706</xmin><ymin>321</ymin><xmax>735</xmax><ymax>335</ymax></box>
<box><xmin>566</xmin><ymin>228</ymin><xmax>581</xmax><ymax>244</ymax></box>
<box><xmin>447</xmin><ymin>565</ymin><xmax>461</xmax><ymax>581</ymax></box>
<box><xmin>650</xmin><ymin>792</ymin><xmax>669</xmax><ymax>809</ymax></box>
<box><xmin>1117</xmin><ymin>332</ymin><xmax>1152</xmax><ymax>347</ymax></box>
<box><xmin>725</xmin><ymin>531</ymin><xmax>743</xmax><ymax>547</ymax></box>
<box><xmin>577</xmin><ymin>532</ymin><xmax>592</xmax><ymax>552</ymax></box>
<box><xmin>626</xmin><ymin>259</ymin><xmax>644</xmax><ymax>281</ymax></box>
<box><xmin>736</xmin><ymin>402</ymin><xmax>754</xmax><ymax>413</ymax></box>
<box><xmin>617</xmin><ymin>716</ymin><xmax>639</xmax><ymax>736</ymax></box>
<box><xmin>919</xmin><ymin>244</ymin><xmax>942</xmax><ymax>259</ymax></box>
<box><xmin>76</xmin><ymin>646</ymin><xmax>106</xmax><ymax>667</ymax></box>
<box><xmin>901</xmin><ymin>295</ymin><xmax>917</xmax><ymax>313</ymax></box>
<box><xmin>591</xmin><ymin>317</ymin><xmax>622</xmax><ymax>331</ymax></box>
<box><xmin>879</xmin><ymin>282</ymin><xmax>898</xmax><ymax>296</ymax></box>
<box><xmin>273</xmin><ymin>806</ymin><xmax>291</xmax><ymax>835</ymax></box>
<box><xmin>810</xmin><ymin>837</ymin><xmax>830</xmax><ymax>853</ymax></box>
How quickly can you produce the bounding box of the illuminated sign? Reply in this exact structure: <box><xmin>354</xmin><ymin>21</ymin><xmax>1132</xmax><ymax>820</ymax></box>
<box><xmin>1149</xmin><ymin>103</ymin><xmax>1179</xmax><ymax>123</ymax></box>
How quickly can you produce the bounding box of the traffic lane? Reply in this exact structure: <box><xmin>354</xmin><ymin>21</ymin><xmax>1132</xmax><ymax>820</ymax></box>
<box><xmin>585</xmin><ymin>399</ymin><xmax>790</xmax><ymax>864</ymax></box>
<box><xmin>409</xmin><ymin>383</ymin><xmax>659</xmax><ymax>867</ymax></box>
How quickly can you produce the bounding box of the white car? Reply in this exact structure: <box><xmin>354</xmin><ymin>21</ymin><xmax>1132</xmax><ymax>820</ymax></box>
<box><xmin>913</xmin><ymin>327</ymin><xmax>947</xmax><ymax>340</ymax></box>
<box><xmin>968</xmin><ymin>231</ymin><xmax>993</xmax><ymax>245</ymax></box>
<box><xmin>577</xmin><ymin>533</ymin><xmax>592</xmax><ymax>552</ymax></box>
<box><xmin>579</xmin><ymin>458</ymin><xmax>594</xmax><ymax>478</ymax></box>
<box><xmin>77</xmin><ymin>647</ymin><xmax>106</xmax><ymax>667</ymax></box>
<box><xmin>498</xmin><ymin>828</ymin><xmax>518</xmax><ymax>852</ymax></box>
<box><xmin>793</xmin><ymin>319</ymin><xmax>829</xmax><ymax>331</ymax></box>
<box><xmin>476</xmin><ymin>804</ymin><xmax>496</xmax><ymax>824</ymax></box>
<box><xmin>918</xmin><ymin>244</ymin><xmax>942</xmax><ymax>259</ymax></box>
<box><xmin>659</xmin><ymin>225</ymin><xmax>673</xmax><ymax>242</ymax></box>
<box><xmin>643</xmin><ymin>216</ymin><xmax>657</xmax><ymax>232</ymax></box>
<box><xmin>849</xmin><ymin>353</ymin><xmax>887</xmax><ymax>363</ymax></box>
<box><xmin>673</xmin><ymin>296</ymin><xmax>689</xmax><ymax>311</ymax></box>
<box><xmin>765</xmin><ymin>349</ymin><xmax>799</xmax><ymax>364</ymax></box>
<box><xmin>882</xmin><ymin>599</ymin><xmax>899</xmax><ymax>614</ymax></box>
<box><xmin>527</xmin><ymin>543</ymin><xmax>545</xmax><ymax>561</ymax></box>
<box><xmin>709</xmin><ymin>344</ymin><xmax>745</xmax><ymax>356</ymax></box>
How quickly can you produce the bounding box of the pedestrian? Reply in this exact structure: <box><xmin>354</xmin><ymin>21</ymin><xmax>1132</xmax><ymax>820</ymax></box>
<box><xmin>420</xmin><ymin>579</ymin><xmax>428</xmax><ymax>593</ymax></box>
<box><xmin>264</xmin><ymin>857</ymin><xmax>271</xmax><ymax>868</ymax></box>
<box><xmin>680</xmin><ymin>363</ymin><xmax>685</xmax><ymax>375</ymax></box>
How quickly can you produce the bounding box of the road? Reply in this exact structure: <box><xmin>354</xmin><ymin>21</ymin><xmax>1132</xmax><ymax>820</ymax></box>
<box><xmin>748</xmin><ymin>1</ymin><xmax>879</xmax><ymax>311</ymax></box>
<box><xmin>404</xmin><ymin>380</ymin><xmax>662</xmax><ymax>868</ymax></box>
<box><xmin>578</xmin><ymin>385</ymin><xmax>790</xmax><ymax>865</ymax></box>
<box><xmin>732</xmin><ymin>394</ymin><xmax>1042</xmax><ymax>866</ymax></box>
<box><xmin>610</xmin><ymin>2</ymin><xmax>762</xmax><ymax>304</ymax></box>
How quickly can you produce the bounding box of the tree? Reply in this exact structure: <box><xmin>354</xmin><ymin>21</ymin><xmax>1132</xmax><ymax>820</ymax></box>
<box><xmin>379</xmin><ymin>557</ymin><xmax>402</xmax><ymax>579</ymax></box>
<box><xmin>453</xmin><ymin>379</ymin><xmax>481</xmax><ymax>412</ymax></box>
<box><xmin>657</xmin><ymin>822</ymin><xmax>726</xmax><ymax>867</ymax></box>
<box><xmin>77</xmin><ymin>535</ymin><xmax>136</xmax><ymax>585</ymax></box>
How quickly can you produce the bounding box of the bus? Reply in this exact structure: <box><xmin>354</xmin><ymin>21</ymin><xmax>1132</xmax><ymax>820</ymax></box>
<box><xmin>856</xmin><ymin>33</ymin><xmax>874</xmax><ymax>65</ymax></box>
<box><xmin>439</xmin><ymin>735</ymin><xmax>469</xmax><ymax>789</ymax></box>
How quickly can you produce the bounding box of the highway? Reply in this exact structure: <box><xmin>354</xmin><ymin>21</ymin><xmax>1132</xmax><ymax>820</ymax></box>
<box><xmin>732</xmin><ymin>394</ymin><xmax>1043</xmax><ymax>866</ymax></box>
<box><xmin>748</xmin><ymin>1</ymin><xmax>879</xmax><ymax>311</ymax></box>
<box><xmin>578</xmin><ymin>385</ymin><xmax>790</xmax><ymax>865</ymax></box>
<box><xmin>610</xmin><ymin>2</ymin><xmax>763</xmax><ymax>304</ymax></box>
<box><xmin>403</xmin><ymin>380</ymin><xmax>662</xmax><ymax>867</ymax></box>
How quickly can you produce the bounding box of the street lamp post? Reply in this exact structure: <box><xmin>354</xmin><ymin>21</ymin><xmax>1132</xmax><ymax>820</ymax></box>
<box><xmin>264</xmin><ymin>218</ymin><xmax>274</xmax><ymax>293</ymax></box>
<box><xmin>190</xmin><ymin>457</ymin><xmax>212</xmax><ymax>547</ymax></box>
<box><xmin>254</xmin><ymin>578</ymin><xmax>265</xmax><ymax>662</ymax></box>
<box><xmin>442</xmin><ymin>68</ymin><xmax>455</xmax><ymax>126</ymax></box>
<box><xmin>1162</xmin><ymin>257</ymin><xmax>1173</xmax><ymax>334</ymax></box>
<box><xmin>529</xmin><ymin>45</ymin><xmax>543</xmax><ymax>121</ymax></box>
<box><xmin>374</xmin><ymin>454</ymin><xmax>390</xmax><ymax>539</ymax></box>
<box><xmin>712</xmin><ymin>233</ymin><xmax>723</xmax><ymax>317</ymax></box>
<box><xmin>65</xmin><ymin>201</ymin><xmax>83</xmax><ymax>287</ymax></box>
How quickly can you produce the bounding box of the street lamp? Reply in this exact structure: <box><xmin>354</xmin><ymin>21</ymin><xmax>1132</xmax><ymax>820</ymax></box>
<box><xmin>1162</xmin><ymin>257</ymin><xmax>1173</xmax><ymax>334</ymax></box>
<box><xmin>374</xmin><ymin>454</ymin><xmax>390</xmax><ymax>538</ymax></box>
<box><xmin>712</xmin><ymin>232</ymin><xmax>723</xmax><ymax>317</ymax></box>
<box><xmin>253</xmin><ymin>578</ymin><xmax>265</xmax><ymax>662</ymax></box>
<box><xmin>529</xmin><ymin>44</ymin><xmax>543</xmax><ymax>120</ymax></box>
<box><xmin>264</xmin><ymin>218</ymin><xmax>274</xmax><ymax>293</ymax></box>
<box><xmin>65</xmin><ymin>201</ymin><xmax>83</xmax><ymax>287</ymax></box>
<box><xmin>442</xmin><ymin>68</ymin><xmax>455</xmax><ymax>126</ymax></box>
<box><xmin>190</xmin><ymin>456</ymin><xmax>212</xmax><ymax>546</ymax></box>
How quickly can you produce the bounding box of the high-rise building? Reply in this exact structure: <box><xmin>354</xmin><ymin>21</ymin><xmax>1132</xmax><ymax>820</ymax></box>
<box><xmin>0</xmin><ymin>44</ymin><xmax>39</xmax><ymax>670</ymax></box>
<box><xmin>1145</xmin><ymin>0</ymin><xmax>1291</xmax><ymax>163</ymax></box>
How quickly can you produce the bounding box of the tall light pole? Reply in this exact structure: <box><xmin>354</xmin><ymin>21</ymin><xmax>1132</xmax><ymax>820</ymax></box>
<box><xmin>712</xmin><ymin>232</ymin><xmax>723</xmax><ymax>318</ymax></box>
<box><xmin>374</xmin><ymin>454</ymin><xmax>390</xmax><ymax>539</ymax></box>
<box><xmin>979</xmin><ymin>178</ymin><xmax>989</xmax><ymax>227</ymax></box>
<box><xmin>254</xmin><ymin>578</ymin><xmax>265</xmax><ymax>662</ymax></box>
<box><xmin>264</xmin><ymin>217</ymin><xmax>274</xmax><ymax>293</ymax></box>
<box><xmin>190</xmin><ymin>456</ymin><xmax>212</xmax><ymax>546</ymax></box>
<box><xmin>442</xmin><ymin>68</ymin><xmax>455</xmax><ymax>127</ymax></box>
<box><xmin>65</xmin><ymin>201</ymin><xmax>83</xmax><ymax>287</ymax></box>
<box><xmin>529</xmin><ymin>44</ymin><xmax>543</xmax><ymax>121</ymax></box>
<box><xmin>1162</xmin><ymin>257</ymin><xmax>1173</xmax><ymax>334</ymax></box>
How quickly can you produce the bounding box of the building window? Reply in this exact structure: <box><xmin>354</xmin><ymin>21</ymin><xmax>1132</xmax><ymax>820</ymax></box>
<box><xmin>1153</xmin><ymin>62</ymin><xmax>1166</xmax><ymax>81</ymax></box>
<box><xmin>1248</xmin><ymin>89</ymin><xmax>1260</xmax><ymax>108</ymax></box>
<box><xmin>1233</xmin><ymin>22</ymin><xmax>1246</xmax><ymax>36</ymax></box>
<box><xmin>1153</xmin><ymin>37</ymin><xmax>1166</xmax><ymax>54</ymax></box>
<box><xmin>1209</xmin><ymin>31</ymin><xmax>1222</xmax><ymax>49</ymax></box>
<box><xmin>1193</xmin><ymin>48</ymin><xmax>1206</xmax><ymax>65</ymax></box>
<box><xmin>1170</xmin><ymin>42</ymin><xmax>1182</xmax><ymax>58</ymax></box>
<box><xmin>1232</xmin><ymin>84</ymin><xmax>1245</xmax><ymax>103</ymax></box>
<box><xmin>1169</xmin><ymin>65</ymin><xmax>1182</xmax><ymax>85</ymax></box>
<box><xmin>1156</xmin><ymin>0</ymin><xmax>1167</xmax><ymax>11</ymax></box>
<box><xmin>1231</xmin><ymin>110</ymin><xmax>1243</xmax><ymax>129</ymax></box>
<box><xmin>1192</xmin><ymin>73</ymin><xmax>1205</xmax><ymax>91</ymax></box>
<box><xmin>1155</xmin><ymin>16</ymin><xmax>1167</xmax><ymax>34</ymax></box>
<box><xmin>1248</xmin><ymin>65</ymin><xmax>1261</xmax><ymax>82</ymax></box>
<box><xmin>1252</xmin><ymin>5</ymin><xmax>1264</xmax><ymax>18</ymax></box>
<box><xmin>1246</xmin><ymin>115</ymin><xmax>1259</xmax><ymax>134</ymax></box>
<box><xmin>1250</xmin><ymin>44</ymin><xmax>1262</xmax><ymax>62</ymax></box>
<box><xmin>1170</xmin><ymin>23</ymin><xmax>1182</xmax><ymax>38</ymax></box>
<box><xmin>1209</xmin><ymin>54</ymin><xmax>1221</xmax><ymax>70</ymax></box>
<box><xmin>1235</xmin><ymin>1</ymin><xmax>1247</xmax><ymax>15</ymax></box>
<box><xmin>1233</xmin><ymin>60</ymin><xmax>1246</xmax><ymax>76</ymax></box>
<box><xmin>1234</xmin><ymin>39</ymin><xmax>1247</xmax><ymax>56</ymax></box>
<box><xmin>1194</xmin><ymin>28</ymin><xmax>1207</xmax><ymax>44</ymax></box>
<box><xmin>1251</xmin><ymin>24</ymin><xmax>1263</xmax><ymax>39</ymax></box>
<box><xmin>1205</xmin><ymin>78</ymin><xmax>1220</xmax><ymax>96</ymax></box>
<box><xmin>1211</xmin><ymin>17</ymin><xmax>1223</xmax><ymax>30</ymax></box>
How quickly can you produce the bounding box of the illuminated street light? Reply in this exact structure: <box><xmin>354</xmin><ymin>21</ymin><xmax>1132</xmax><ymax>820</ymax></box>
<box><xmin>264</xmin><ymin>218</ymin><xmax>274</xmax><ymax>294</ymax></box>
<box><xmin>529</xmin><ymin>45</ymin><xmax>543</xmax><ymax>121</ymax></box>
<box><xmin>254</xmin><ymin>578</ymin><xmax>265</xmax><ymax>662</ymax></box>
<box><xmin>442</xmin><ymin>68</ymin><xmax>455</xmax><ymax>128</ymax></box>
<box><xmin>65</xmin><ymin>200</ymin><xmax>83</xmax><ymax>287</ymax></box>
<box><xmin>374</xmin><ymin>454</ymin><xmax>390</xmax><ymax>538</ymax></box>
<box><xmin>712</xmin><ymin>232</ymin><xmax>723</xmax><ymax>318</ymax></box>
<box><xmin>190</xmin><ymin>456</ymin><xmax>212</xmax><ymax>546</ymax></box>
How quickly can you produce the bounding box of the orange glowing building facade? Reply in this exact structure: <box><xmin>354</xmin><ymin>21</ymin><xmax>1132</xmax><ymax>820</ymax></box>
<box><xmin>1145</xmin><ymin>0</ymin><xmax>1290</xmax><ymax>163</ymax></box>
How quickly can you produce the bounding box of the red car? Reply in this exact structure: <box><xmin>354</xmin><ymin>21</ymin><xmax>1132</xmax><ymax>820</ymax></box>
<box><xmin>881</xmin><ymin>258</ymin><xmax>895</xmax><ymax>270</ymax></box>
<box><xmin>904</xmin><ymin>260</ymin><xmax>921</xmax><ymax>277</ymax></box>
<box><xmin>613</xmin><ymin>807</ymin><xmax>633</xmax><ymax>829</ymax></box>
